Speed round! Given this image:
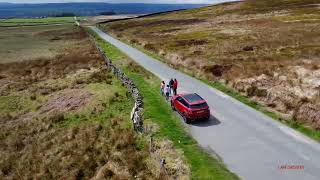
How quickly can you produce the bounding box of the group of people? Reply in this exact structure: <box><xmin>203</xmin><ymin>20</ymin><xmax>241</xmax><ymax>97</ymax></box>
<box><xmin>160</xmin><ymin>78</ymin><xmax>178</xmax><ymax>101</ymax></box>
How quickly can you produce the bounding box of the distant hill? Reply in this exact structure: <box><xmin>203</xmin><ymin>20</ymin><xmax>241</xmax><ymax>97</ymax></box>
<box><xmin>0</xmin><ymin>3</ymin><xmax>208</xmax><ymax>18</ymax></box>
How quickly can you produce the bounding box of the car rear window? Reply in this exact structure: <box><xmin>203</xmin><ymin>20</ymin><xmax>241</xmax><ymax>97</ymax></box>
<box><xmin>190</xmin><ymin>102</ymin><xmax>208</xmax><ymax>109</ymax></box>
<box><xmin>183</xmin><ymin>93</ymin><xmax>203</xmax><ymax>103</ymax></box>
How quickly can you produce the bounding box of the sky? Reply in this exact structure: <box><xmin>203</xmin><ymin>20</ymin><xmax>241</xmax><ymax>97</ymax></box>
<box><xmin>0</xmin><ymin>0</ymin><xmax>233</xmax><ymax>4</ymax></box>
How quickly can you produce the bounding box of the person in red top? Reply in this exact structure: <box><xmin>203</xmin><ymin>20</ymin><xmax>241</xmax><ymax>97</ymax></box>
<box><xmin>173</xmin><ymin>79</ymin><xmax>178</xmax><ymax>95</ymax></box>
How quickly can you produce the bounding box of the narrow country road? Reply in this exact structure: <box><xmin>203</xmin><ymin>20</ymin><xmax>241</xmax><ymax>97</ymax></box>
<box><xmin>90</xmin><ymin>26</ymin><xmax>320</xmax><ymax>180</ymax></box>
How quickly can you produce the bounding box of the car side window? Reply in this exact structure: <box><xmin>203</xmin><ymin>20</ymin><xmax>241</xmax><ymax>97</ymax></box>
<box><xmin>176</xmin><ymin>97</ymin><xmax>183</xmax><ymax>101</ymax></box>
<box><xmin>179</xmin><ymin>99</ymin><xmax>189</xmax><ymax>108</ymax></box>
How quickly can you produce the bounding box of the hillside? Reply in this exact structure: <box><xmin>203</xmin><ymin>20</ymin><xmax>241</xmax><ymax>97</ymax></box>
<box><xmin>101</xmin><ymin>0</ymin><xmax>320</xmax><ymax>130</ymax></box>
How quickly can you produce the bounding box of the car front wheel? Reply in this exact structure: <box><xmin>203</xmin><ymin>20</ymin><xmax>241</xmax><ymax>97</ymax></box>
<box><xmin>171</xmin><ymin>102</ymin><xmax>176</xmax><ymax>111</ymax></box>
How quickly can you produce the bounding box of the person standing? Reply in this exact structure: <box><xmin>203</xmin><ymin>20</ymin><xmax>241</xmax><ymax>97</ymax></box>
<box><xmin>165</xmin><ymin>85</ymin><xmax>170</xmax><ymax>101</ymax></box>
<box><xmin>160</xmin><ymin>81</ymin><xmax>165</xmax><ymax>96</ymax></box>
<box><xmin>173</xmin><ymin>79</ymin><xmax>178</xmax><ymax>95</ymax></box>
<box><xmin>169</xmin><ymin>78</ymin><xmax>174</xmax><ymax>95</ymax></box>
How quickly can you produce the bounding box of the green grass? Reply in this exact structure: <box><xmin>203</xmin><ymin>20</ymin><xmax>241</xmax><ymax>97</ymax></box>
<box><xmin>0</xmin><ymin>95</ymin><xmax>35</xmax><ymax>114</ymax></box>
<box><xmin>58</xmin><ymin>94</ymin><xmax>132</xmax><ymax>129</ymax></box>
<box><xmin>56</xmin><ymin>78</ymin><xmax>134</xmax><ymax>129</ymax></box>
<box><xmin>175</xmin><ymin>30</ymin><xmax>215</xmax><ymax>40</ymax></box>
<box><xmin>87</xmin><ymin>27</ymin><xmax>239</xmax><ymax>180</ymax></box>
<box><xmin>102</xmin><ymin>30</ymin><xmax>320</xmax><ymax>143</ymax></box>
<box><xmin>0</xmin><ymin>17</ymin><xmax>77</xmax><ymax>26</ymax></box>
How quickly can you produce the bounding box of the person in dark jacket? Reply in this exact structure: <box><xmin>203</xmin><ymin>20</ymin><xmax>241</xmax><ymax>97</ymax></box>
<box><xmin>173</xmin><ymin>79</ymin><xmax>178</xmax><ymax>95</ymax></box>
<box><xmin>169</xmin><ymin>78</ymin><xmax>174</xmax><ymax>94</ymax></box>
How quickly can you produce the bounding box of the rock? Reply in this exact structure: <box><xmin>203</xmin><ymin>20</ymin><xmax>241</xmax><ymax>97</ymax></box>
<box><xmin>246</xmin><ymin>86</ymin><xmax>258</xmax><ymax>97</ymax></box>
<box><xmin>0</xmin><ymin>74</ymin><xmax>6</xmax><ymax>79</ymax></box>
<box><xmin>243</xmin><ymin>46</ymin><xmax>254</xmax><ymax>51</ymax></box>
<box><xmin>39</xmin><ymin>88</ymin><xmax>51</xmax><ymax>95</ymax></box>
<box><xmin>47</xmin><ymin>112</ymin><xmax>64</xmax><ymax>124</ymax></box>
<box><xmin>257</xmin><ymin>74</ymin><xmax>268</xmax><ymax>81</ymax></box>
<box><xmin>208</xmin><ymin>65</ymin><xmax>224</xmax><ymax>77</ymax></box>
<box><xmin>158</xmin><ymin>49</ymin><xmax>166</xmax><ymax>56</ymax></box>
<box><xmin>219</xmin><ymin>79</ymin><xmax>227</xmax><ymax>84</ymax></box>
<box><xmin>279</xmin><ymin>75</ymin><xmax>287</xmax><ymax>81</ymax></box>
<box><xmin>256</xmin><ymin>88</ymin><xmax>268</xmax><ymax>97</ymax></box>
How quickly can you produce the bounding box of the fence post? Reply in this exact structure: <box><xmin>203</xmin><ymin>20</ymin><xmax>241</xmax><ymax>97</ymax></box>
<box><xmin>149</xmin><ymin>136</ymin><xmax>154</xmax><ymax>153</ymax></box>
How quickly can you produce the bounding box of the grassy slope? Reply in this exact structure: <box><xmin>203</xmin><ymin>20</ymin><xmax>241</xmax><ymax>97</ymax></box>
<box><xmin>87</xmin><ymin>27</ymin><xmax>239</xmax><ymax>180</ymax></box>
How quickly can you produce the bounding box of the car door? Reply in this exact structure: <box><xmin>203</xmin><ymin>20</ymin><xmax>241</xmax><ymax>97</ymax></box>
<box><xmin>179</xmin><ymin>98</ymin><xmax>189</xmax><ymax>115</ymax></box>
<box><xmin>174</xmin><ymin>96</ymin><xmax>183</xmax><ymax>113</ymax></box>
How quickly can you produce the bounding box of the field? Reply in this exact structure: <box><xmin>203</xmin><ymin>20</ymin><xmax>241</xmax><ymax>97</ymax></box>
<box><xmin>101</xmin><ymin>0</ymin><xmax>320</xmax><ymax>131</ymax></box>
<box><xmin>0</xmin><ymin>25</ymin><xmax>82</xmax><ymax>64</ymax></box>
<box><xmin>0</xmin><ymin>17</ymin><xmax>77</xmax><ymax>27</ymax></box>
<box><xmin>0</xmin><ymin>25</ymin><xmax>172</xmax><ymax>179</ymax></box>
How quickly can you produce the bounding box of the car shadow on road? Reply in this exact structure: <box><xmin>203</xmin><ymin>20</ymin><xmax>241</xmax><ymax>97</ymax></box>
<box><xmin>191</xmin><ymin>115</ymin><xmax>221</xmax><ymax>127</ymax></box>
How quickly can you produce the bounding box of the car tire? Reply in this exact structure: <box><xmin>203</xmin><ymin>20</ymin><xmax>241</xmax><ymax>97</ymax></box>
<box><xmin>171</xmin><ymin>102</ymin><xmax>176</xmax><ymax>111</ymax></box>
<box><xmin>183</xmin><ymin>115</ymin><xmax>191</xmax><ymax>124</ymax></box>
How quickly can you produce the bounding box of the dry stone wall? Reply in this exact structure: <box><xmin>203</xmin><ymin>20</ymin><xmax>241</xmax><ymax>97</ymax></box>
<box><xmin>89</xmin><ymin>33</ymin><xmax>143</xmax><ymax>132</ymax></box>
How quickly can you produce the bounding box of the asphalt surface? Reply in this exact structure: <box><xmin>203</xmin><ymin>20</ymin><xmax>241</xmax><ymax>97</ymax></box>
<box><xmin>90</xmin><ymin>26</ymin><xmax>320</xmax><ymax>180</ymax></box>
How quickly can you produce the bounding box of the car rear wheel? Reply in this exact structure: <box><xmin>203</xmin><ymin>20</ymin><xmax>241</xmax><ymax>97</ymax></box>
<box><xmin>183</xmin><ymin>115</ymin><xmax>191</xmax><ymax>124</ymax></box>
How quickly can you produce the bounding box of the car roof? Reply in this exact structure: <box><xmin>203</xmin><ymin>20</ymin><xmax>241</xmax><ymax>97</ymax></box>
<box><xmin>181</xmin><ymin>93</ymin><xmax>204</xmax><ymax>103</ymax></box>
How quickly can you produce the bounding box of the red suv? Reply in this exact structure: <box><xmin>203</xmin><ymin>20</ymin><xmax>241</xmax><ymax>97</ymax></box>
<box><xmin>171</xmin><ymin>93</ymin><xmax>210</xmax><ymax>124</ymax></box>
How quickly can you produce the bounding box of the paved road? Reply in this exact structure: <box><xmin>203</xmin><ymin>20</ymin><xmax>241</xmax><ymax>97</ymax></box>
<box><xmin>90</xmin><ymin>26</ymin><xmax>320</xmax><ymax>180</ymax></box>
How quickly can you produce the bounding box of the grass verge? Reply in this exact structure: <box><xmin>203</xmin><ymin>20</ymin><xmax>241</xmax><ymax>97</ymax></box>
<box><xmin>98</xmin><ymin>29</ymin><xmax>320</xmax><ymax>143</ymax></box>
<box><xmin>87</xmin><ymin>27</ymin><xmax>239</xmax><ymax>180</ymax></box>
